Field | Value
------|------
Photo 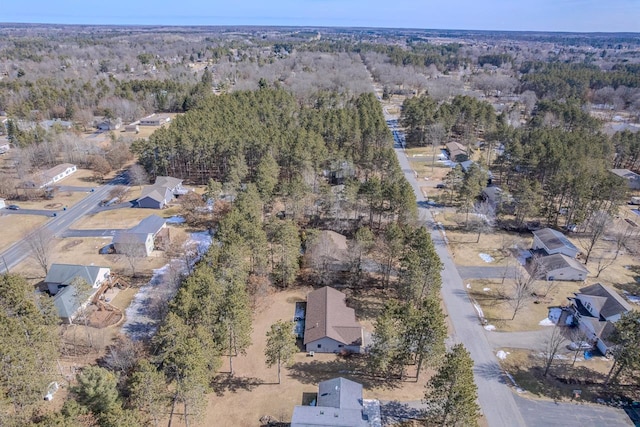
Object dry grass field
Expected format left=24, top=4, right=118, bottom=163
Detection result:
left=0, top=214, right=48, bottom=252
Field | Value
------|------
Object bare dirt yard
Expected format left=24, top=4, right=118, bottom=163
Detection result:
left=196, top=287, right=431, bottom=427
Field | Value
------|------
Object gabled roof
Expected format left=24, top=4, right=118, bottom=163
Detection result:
left=318, top=377, right=363, bottom=410
left=139, top=185, right=171, bottom=203
left=532, top=228, right=578, bottom=252
left=42, top=163, right=76, bottom=180
left=539, top=253, right=589, bottom=274
left=53, top=285, right=82, bottom=319
left=130, top=214, right=165, bottom=235
left=45, top=264, right=109, bottom=286
left=155, top=176, right=182, bottom=189
left=576, top=283, right=632, bottom=319
left=304, top=287, right=363, bottom=346
left=113, top=231, right=150, bottom=244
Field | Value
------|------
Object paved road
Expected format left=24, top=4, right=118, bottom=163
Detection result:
left=56, top=185, right=96, bottom=192
left=1, top=208, right=60, bottom=217
left=514, top=395, right=633, bottom=426
left=388, top=120, right=527, bottom=427
left=457, top=265, right=518, bottom=279
left=0, top=175, right=128, bottom=274
left=62, top=229, right=120, bottom=238
left=486, top=329, right=555, bottom=353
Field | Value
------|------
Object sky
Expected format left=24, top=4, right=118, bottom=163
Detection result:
left=2, top=0, right=639, bottom=33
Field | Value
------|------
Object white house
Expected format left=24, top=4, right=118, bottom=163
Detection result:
left=537, top=253, right=589, bottom=282
left=113, top=214, right=167, bottom=256
left=139, top=113, right=171, bottom=126
left=304, top=286, right=365, bottom=354
left=569, top=283, right=632, bottom=356
left=45, top=263, right=111, bottom=295
left=532, top=228, right=580, bottom=258
left=39, top=163, right=77, bottom=188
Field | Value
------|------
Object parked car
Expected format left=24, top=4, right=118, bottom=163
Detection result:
left=568, top=341, right=593, bottom=351
left=436, top=183, right=446, bottom=189
left=7, top=204, right=20, bottom=210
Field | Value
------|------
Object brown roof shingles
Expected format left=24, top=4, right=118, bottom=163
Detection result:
left=304, top=286, right=363, bottom=346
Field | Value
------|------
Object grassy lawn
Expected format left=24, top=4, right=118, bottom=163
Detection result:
left=499, top=348, right=621, bottom=403
left=0, top=214, right=49, bottom=253
left=467, top=278, right=584, bottom=332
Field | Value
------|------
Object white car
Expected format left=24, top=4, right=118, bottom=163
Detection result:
left=568, top=341, right=593, bottom=351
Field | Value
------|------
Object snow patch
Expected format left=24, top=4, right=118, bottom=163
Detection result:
left=166, top=215, right=186, bottom=224
left=496, top=350, right=509, bottom=360
left=539, top=318, right=555, bottom=326
left=624, top=292, right=640, bottom=304
left=484, top=325, right=496, bottom=331
left=479, top=253, right=494, bottom=263
left=466, top=283, right=471, bottom=289
left=122, top=231, right=212, bottom=341
left=548, top=307, right=562, bottom=324
left=483, top=287, right=491, bottom=292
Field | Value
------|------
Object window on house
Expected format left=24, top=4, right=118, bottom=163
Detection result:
left=338, top=345, right=343, bottom=348
left=317, top=344, right=321, bottom=349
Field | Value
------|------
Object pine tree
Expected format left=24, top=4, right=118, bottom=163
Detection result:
left=264, top=320, right=298, bottom=384
left=423, top=344, right=479, bottom=427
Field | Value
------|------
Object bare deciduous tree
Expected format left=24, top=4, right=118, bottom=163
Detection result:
left=543, top=326, right=567, bottom=376
left=26, top=227, right=54, bottom=276
left=580, top=210, right=612, bottom=265
left=470, top=201, right=496, bottom=243
left=128, top=164, right=149, bottom=189
left=509, top=268, right=534, bottom=320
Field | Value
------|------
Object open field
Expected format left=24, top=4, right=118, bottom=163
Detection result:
left=196, top=287, right=431, bottom=427
left=0, top=214, right=49, bottom=252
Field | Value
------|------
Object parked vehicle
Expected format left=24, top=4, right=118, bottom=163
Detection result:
left=7, top=204, right=20, bottom=210
left=436, top=183, right=446, bottom=189
left=568, top=341, right=593, bottom=351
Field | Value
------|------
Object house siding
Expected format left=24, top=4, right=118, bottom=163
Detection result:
left=546, top=266, right=586, bottom=281
left=306, top=337, right=362, bottom=354
left=137, top=196, right=164, bottom=209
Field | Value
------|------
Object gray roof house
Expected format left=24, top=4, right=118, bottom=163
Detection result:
left=610, top=168, right=640, bottom=190
left=137, top=176, right=185, bottom=209
left=532, top=228, right=580, bottom=258
left=537, top=253, right=589, bottom=282
left=304, top=287, right=365, bottom=354
left=45, top=263, right=111, bottom=324
left=291, top=377, right=381, bottom=427
left=569, top=283, right=632, bottom=356
left=113, top=214, right=166, bottom=257
left=446, top=141, right=468, bottom=162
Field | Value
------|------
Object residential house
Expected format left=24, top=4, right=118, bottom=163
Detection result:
left=38, top=163, right=77, bottom=188
left=445, top=141, right=468, bottom=162
left=291, top=377, right=381, bottom=427
left=139, top=113, right=171, bottom=126
left=39, top=119, right=73, bottom=131
left=97, top=117, right=122, bottom=131
left=137, top=176, right=185, bottom=209
left=45, top=264, right=111, bottom=324
left=113, top=214, right=167, bottom=256
left=568, top=283, right=632, bottom=355
left=610, top=169, right=640, bottom=190
left=124, top=122, right=140, bottom=133
left=536, top=253, right=589, bottom=282
left=304, top=286, right=365, bottom=354
left=532, top=228, right=580, bottom=258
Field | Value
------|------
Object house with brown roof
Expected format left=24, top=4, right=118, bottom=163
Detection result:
left=304, top=286, right=365, bottom=354
left=568, top=283, right=632, bottom=355
left=445, top=141, right=468, bottom=162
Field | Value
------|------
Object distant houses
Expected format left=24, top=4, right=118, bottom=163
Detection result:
left=97, top=117, right=122, bottom=131
left=137, top=176, right=186, bottom=209
left=139, top=113, right=171, bottom=126
left=609, top=168, right=640, bottom=190
left=303, top=286, right=366, bottom=354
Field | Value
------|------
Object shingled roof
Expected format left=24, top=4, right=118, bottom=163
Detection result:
left=538, top=253, right=589, bottom=274
left=304, top=287, right=363, bottom=346
left=576, top=283, right=632, bottom=320
left=533, top=228, right=578, bottom=252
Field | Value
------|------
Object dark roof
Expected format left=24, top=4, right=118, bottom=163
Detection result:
left=304, top=287, right=363, bottom=346
left=318, top=377, right=363, bottom=410
left=113, top=231, right=149, bottom=244
left=130, top=214, right=165, bottom=235
left=532, top=228, right=578, bottom=253
left=139, top=185, right=171, bottom=203
left=576, top=283, right=632, bottom=319
left=45, top=263, right=109, bottom=286
left=539, top=253, right=589, bottom=274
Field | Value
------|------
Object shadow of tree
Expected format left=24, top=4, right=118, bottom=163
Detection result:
left=287, top=357, right=401, bottom=390
left=379, top=400, right=424, bottom=425
left=211, top=375, right=264, bottom=396
left=473, top=361, right=508, bottom=383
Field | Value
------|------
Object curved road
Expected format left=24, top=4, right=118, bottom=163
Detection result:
left=0, top=175, right=127, bottom=274
left=387, top=116, right=526, bottom=426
